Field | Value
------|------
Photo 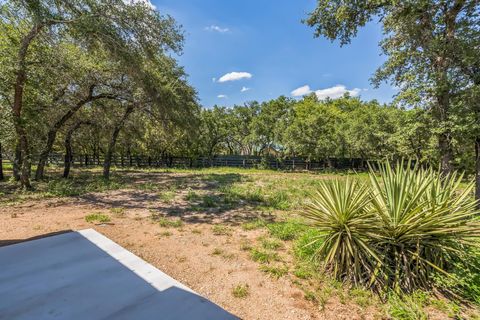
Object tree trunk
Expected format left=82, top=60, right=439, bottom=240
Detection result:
left=103, top=105, right=134, bottom=180
left=11, top=24, right=47, bottom=190
left=63, top=121, right=89, bottom=178
left=0, top=142, right=4, bottom=181
left=475, top=137, right=480, bottom=206
left=438, top=132, right=454, bottom=174
left=35, top=86, right=116, bottom=180
left=12, top=143, right=21, bottom=181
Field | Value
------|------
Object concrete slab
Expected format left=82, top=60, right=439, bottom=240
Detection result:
left=0, top=229, right=238, bottom=320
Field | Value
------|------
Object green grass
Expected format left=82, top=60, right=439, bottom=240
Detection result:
left=232, top=284, right=250, bottom=298
left=212, top=224, right=232, bottom=236
left=85, top=212, right=111, bottom=223
left=259, top=264, right=288, bottom=278
left=158, top=217, right=183, bottom=228
left=250, top=248, right=280, bottom=263
left=241, top=218, right=267, bottom=230
left=260, top=237, right=283, bottom=250
left=110, top=207, right=125, bottom=216
left=267, top=220, right=306, bottom=241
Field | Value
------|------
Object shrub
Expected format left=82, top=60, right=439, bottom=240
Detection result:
left=302, top=161, right=480, bottom=293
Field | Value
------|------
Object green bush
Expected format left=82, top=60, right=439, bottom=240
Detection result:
left=302, top=161, right=480, bottom=293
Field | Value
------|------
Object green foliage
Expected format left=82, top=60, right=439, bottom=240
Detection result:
left=85, top=212, right=111, bottom=223
left=302, top=161, right=480, bottom=292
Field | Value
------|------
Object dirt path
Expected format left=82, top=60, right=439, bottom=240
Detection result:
left=0, top=191, right=380, bottom=320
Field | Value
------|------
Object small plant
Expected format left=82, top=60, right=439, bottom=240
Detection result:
left=185, top=189, right=200, bottom=201
left=85, top=212, right=111, bottom=223
left=212, top=248, right=223, bottom=255
left=250, top=248, right=279, bottom=263
left=158, top=231, right=172, bottom=237
left=232, top=284, right=250, bottom=298
left=110, top=207, right=125, bottom=216
left=158, top=217, right=183, bottom=228
left=259, top=264, right=288, bottom=278
left=212, top=224, right=232, bottom=236
left=240, top=240, right=253, bottom=251
left=191, top=228, right=202, bottom=234
left=158, top=191, right=175, bottom=203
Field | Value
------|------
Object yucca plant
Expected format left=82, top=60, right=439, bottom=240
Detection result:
left=370, top=161, right=480, bottom=292
left=303, top=178, right=382, bottom=285
left=303, top=160, right=480, bottom=293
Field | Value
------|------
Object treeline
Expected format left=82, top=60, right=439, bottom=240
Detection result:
left=0, top=0, right=198, bottom=189
left=0, top=1, right=479, bottom=203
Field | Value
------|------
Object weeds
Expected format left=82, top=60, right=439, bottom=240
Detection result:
left=85, top=212, right=110, bottom=223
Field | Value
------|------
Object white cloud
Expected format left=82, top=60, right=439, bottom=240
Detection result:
left=314, top=85, right=361, bottom=100
left=218, top=72, right=252, bottom=83
left=217, top=94, right=228, bottom=99
left=291, top=85, right=312, bottom=97
left=240, top=86, right=250, bottom=92
left=291, top=84, right=362, bottom=100
left=205, top=25, right=230, bottom=33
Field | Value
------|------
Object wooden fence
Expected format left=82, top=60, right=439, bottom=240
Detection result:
left=30, top=153, right=369, bottom=171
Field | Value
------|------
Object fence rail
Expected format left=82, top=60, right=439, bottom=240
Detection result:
left=23, top=154, right=369, bottom=171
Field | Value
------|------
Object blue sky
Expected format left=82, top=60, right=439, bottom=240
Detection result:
left=151, top=0, right=397, bottom=107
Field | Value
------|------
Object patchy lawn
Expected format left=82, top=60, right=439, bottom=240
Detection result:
left=0, top=167, right=478, bottom=319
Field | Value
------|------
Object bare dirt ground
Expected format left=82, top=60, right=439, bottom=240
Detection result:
left=0, top=174, right=383, bottom=320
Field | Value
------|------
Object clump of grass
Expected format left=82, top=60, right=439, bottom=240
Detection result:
left=242, top=218, right=267, bottom=231
left=387, top=291, right=429, bottom=320
left=158, top=231, right=172, bottom=237
left=266, top=190, right=290, bottom=210
left=185, top=189, right=200, bottom=201
left=293, top=228, right=323, bottom=261
left=259, top=264, right=288, bottom=279
left=212, top=224, right=232, bottom=236
left=267, top=220, right=306, bottom=241
left=110, top=207, right=125, bottom=216
left=349, top=287, right=374, bottom=308
left=293, top=262, right=316, bottom=280
left=85, top=212, right=111, bottom=223
left=201, top=195, right=217, bottom=208
left=240, top=240, right=253, bottom=251
left=212, top=248, right=223, bottom=255
left=250, top=248, right=279, bottom=263
left=191, top=228, right=202, bottom=234
left=261, top=238, right=283, bottom=250
left=232, top=284, right=250, bottom=298
left=158, top=217, right=183, bottom=228
left=158, top=191, right=175, bottom=203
